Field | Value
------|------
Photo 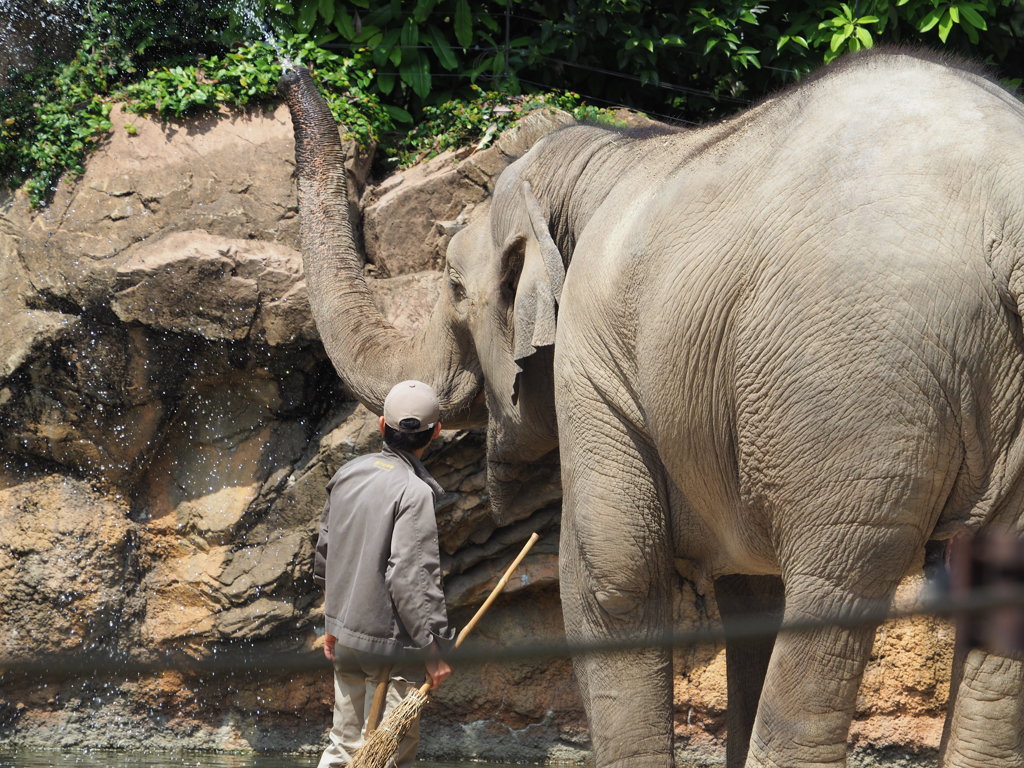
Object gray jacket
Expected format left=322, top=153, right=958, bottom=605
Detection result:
left=314, top=443, right=454, bottom=655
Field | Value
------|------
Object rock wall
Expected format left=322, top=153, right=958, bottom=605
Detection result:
left=0, top=97, right=951, bottom=764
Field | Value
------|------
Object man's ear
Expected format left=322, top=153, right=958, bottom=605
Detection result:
left=379, top=415, right=387, bottom=434
left=502, top=182, right=565, bottom=373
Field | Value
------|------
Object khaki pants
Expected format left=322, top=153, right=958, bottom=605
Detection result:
left=317, top=646, right=425, bottom=768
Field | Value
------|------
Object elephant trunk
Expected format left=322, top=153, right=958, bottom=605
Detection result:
left=278, top=67, right=481, bottom=420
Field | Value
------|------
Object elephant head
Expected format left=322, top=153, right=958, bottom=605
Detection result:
left=278, top=67, right=565, bottom=522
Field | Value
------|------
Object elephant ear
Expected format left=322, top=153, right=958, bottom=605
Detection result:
left=506, top=182, right=565, bottom=390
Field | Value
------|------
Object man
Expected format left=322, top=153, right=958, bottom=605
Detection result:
left=313, top=380, right=454, bottom=768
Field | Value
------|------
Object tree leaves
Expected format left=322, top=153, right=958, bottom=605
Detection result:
left=267, top=0, right=1020, bottom=122
left=454, top=0, right=473, bottom=48
left=5, top=0, right=1022, bottom=209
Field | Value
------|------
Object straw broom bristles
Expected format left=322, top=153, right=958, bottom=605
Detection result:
left=348, top=532, right=540, bottom=768
left=350, top=684, right=428, bottom=768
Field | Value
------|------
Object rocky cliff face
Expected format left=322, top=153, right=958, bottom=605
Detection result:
left=0, top=99, right=950, bottom=764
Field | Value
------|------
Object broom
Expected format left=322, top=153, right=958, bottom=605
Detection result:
left=351, top=531, right=541, bottom=768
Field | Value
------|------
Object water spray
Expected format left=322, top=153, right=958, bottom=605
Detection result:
left=233, top=2, right=297, bottom=74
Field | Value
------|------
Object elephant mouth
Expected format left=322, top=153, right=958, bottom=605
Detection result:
left=486, top=452, right=562, bottom=525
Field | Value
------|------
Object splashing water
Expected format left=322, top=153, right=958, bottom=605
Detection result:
left=0, top=0, right=298, bottom=85
left=231, top=1, right=297, bottom=74
left=0, top=0, right=89, bottom=82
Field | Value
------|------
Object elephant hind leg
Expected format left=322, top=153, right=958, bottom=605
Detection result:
left=940, top=528, right=1024, bottom=767
left=746, top=585, right=884, bottom=768
left=714, top=575, right=784, bottom=768
left=941, top=640, right=1024, bottom=766
left=747, top=528, right=927, bottom=768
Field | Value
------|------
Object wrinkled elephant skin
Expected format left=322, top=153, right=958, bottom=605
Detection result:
left=280, top=52, right=1024, bottom=768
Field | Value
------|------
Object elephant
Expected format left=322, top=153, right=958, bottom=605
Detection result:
left=278, top=49, right=1024, bottom=768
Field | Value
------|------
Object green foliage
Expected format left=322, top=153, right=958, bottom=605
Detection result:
left=264, top=0, right=518, bottom=107
left=0, top=0, right=240, bottom=206
left=1, top=35, right=116, bottom=204
left=268, top=0, right=1022, bottom=121
left=1, top=28, right=391, bottom=206
left=508, top=0, right=1023, bottom=119
left=81, top=0, right=237, bottom=65
left=393, top=86, right=619, bottom=166
left=773, top=0, right=1020, bottom=65
left=120, top=37, right=392, bottom=148
left=2, top=0, right=1022, bottom=207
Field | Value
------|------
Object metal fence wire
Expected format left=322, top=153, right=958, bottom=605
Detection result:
left=1, top=531, right=1021, bottom=678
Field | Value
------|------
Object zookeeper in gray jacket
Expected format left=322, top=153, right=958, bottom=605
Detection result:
left=313, top=379, right=455, bottom=768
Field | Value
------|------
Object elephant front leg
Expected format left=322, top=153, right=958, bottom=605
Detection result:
left=559, top=417, right=677, bottom=767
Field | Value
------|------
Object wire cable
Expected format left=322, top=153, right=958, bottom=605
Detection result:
left=1, top=584, right=1020, bottom=678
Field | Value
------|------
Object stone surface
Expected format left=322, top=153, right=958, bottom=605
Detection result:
left=17, top=103, right=301, bottom=310
left=362, top=146, right=486, bottom=276
left=0, top=93, right=956, bottom=767
left=110, top=230, right=317, bottom=346
left=361, top=108, right=576, bottom=277
left=0, top=475, right=140, bottom=658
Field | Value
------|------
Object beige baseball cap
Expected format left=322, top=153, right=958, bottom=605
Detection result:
left=384, top=380, right=440, bottom=433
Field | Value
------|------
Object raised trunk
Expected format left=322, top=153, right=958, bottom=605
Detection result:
left=278, top=67, right=481, bottom=421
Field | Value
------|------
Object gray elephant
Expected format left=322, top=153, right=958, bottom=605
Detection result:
left=279, top=50, right=1024, bottom=768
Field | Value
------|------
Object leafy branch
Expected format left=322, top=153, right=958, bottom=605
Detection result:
left=2, top=0, right=1022, bottom=207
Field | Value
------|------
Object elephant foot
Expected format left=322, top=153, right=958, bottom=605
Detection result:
left=599, top=753, right=674, bottom=768
left=745, top=732, right=847, bottom=768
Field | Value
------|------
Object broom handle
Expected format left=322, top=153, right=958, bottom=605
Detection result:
left=417, top=531, right=540, bottom=695
left=456, top=531, right=540, bottom=647
left=365, top=668, right=390, bottom=735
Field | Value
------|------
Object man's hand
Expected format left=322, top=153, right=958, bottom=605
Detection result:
left=425, top=641, right=451, bottom=689
left=323, top=633, right=337, bottom=662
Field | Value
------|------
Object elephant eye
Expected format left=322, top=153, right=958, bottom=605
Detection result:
left=448, top=271, right=467, bottom=302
